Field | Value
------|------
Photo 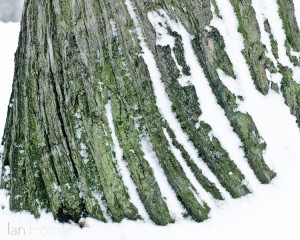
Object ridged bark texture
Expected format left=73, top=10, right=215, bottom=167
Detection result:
left=3, top=0, right=300, bottom=225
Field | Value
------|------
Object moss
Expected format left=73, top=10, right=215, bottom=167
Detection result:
left=277, top=0, right=300, bottom=52
left=170, top=31, right=191, bottom=76
left=271, top=82, right=280, bottom=93
left=279, top=64, right=300, bottom=127
left=230, top=0, right=272, bottom=95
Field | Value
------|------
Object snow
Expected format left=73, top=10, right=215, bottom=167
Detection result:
left=251, top=0, right=277, bottom=65
left=216, top=69, right=240, bottom=95
left=1, top=1, right=300, bottom=240
left=79, top=143, right=89, bottom=164
left=109, top=19, right=117, bottom=37
left=0, top=0, right=23, bottom=22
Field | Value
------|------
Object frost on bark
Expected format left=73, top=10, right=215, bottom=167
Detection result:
left=5, top=0, right=300, bottom=225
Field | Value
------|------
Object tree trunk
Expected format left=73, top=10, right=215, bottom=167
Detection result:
left=2, top=0, right=299, bottom=225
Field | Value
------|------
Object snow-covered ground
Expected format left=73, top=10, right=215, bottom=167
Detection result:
left=1, top=1, right=300, bottom=239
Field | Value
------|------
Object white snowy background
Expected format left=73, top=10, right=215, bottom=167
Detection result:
left=1, top=1, right=300, bottom=240
left=0, top=0, right=23, bottom=22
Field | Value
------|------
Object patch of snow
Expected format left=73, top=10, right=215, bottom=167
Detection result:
left=77, top=181, right=85, bottom=199
left=65, top=183, right=71, bottom=190
left=76, top=127, right=83, bottom=139
left=290, top=49, right=300, bottom=58
left=98, top=81, right=104, bottom=92
left=53, top=183, right=61, bottom=194
left=1, top=165, right=10, bottom=183
left=109, top=19, right=117, bottom=37
left=217, top=69, right=240, bottom=96
left=251, top=0, right=277, bottom=66
left=79, top=143, right=89, bottom=164
left=269, top=71, right=282, bottom=85
left=293, top=67, right=300, bottom=84
left=74, top=110, right=81, bottom=119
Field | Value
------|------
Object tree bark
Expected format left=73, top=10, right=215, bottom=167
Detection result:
left=3, top=0, right=300, bottom=225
